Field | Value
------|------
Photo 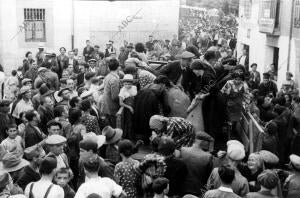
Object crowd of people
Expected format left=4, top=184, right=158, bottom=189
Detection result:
left=0, top=7, right=299, bottom=198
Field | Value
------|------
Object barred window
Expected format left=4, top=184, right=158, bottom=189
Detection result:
left=259, top=0, right=280, bottom=28
left=24, top=8, right=46, bottom=42
left=241, top=0, right=252, bottom=19
left=295, top=0, right=300, bottom=28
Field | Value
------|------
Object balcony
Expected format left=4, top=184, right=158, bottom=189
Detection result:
left=258, top=0, right=280, bottom=35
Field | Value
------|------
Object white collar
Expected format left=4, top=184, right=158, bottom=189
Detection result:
left=218, top=186, right=233, bottom=193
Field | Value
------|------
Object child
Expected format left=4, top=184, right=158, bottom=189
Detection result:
left=152, top=177, right=169, bottom=198
left=1, top=123, right=23, bottom=153
left=119, top=74, right=137, bottom=140
left=54, top=168, right=75, bottom=198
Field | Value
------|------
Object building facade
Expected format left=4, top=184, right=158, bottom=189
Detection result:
left=0, top=0, right=179, bottom=73
left=237, top=0, right=300, bottom=87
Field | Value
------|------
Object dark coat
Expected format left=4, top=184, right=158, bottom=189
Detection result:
left=57, top=55, right=69, bottom=78
left=63, top=185, right=75, bottom=198
left=24, top=124, right=44, bottom=148
left=83, top=46, right=94, bottom=62
left=180, top=147, right=213, bottom=196
left=37, top=105, right=54, bottom=135
left=246, top=191, right=279, bottom=198
left=258, top=81, right=278, bottom=97
left=67, top=58, right=79, bottom=73
left=16, top=165, right=41, bottom=190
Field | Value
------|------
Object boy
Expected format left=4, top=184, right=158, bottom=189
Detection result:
left=54, top=168, right=75, bottom=198
left=152, top=177, right=169, bottom=198
left=1, top=123, right=23, bottom=153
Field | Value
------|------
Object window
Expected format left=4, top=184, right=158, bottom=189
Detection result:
left=295, top=0, right=300, bottom=28
left=24, top=8, right=46, bottom=42
left=258, top=0, right=279, bottom=34
left=241, top=0, right=252, bottom=19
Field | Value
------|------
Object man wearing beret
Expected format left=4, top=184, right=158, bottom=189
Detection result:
left=258, top=73, right=278, bottom=97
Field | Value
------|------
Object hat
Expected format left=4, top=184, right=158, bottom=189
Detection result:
left=0, top=172, right=10, bottom=190
left=45, top=134, right=66, bottom=145
left=24, top=145, right=46, bottom=160
left=83, top=132, right=106, bottom=149
left=286, top=72, right=293, bottom=77
left=20, top=86, right=31, bottom=95
left=263, top=72, right=271, bottom=79
left=122, top=74, right=134, bottom=83
left=38, top=67, right=47, bottom=73
left=38, top=43, right=45, bottom=49
left=149, top=115, right=167, bottom=130
left=21, top=78, right=32, bottom=85
left=102, top=126, right=123, bottom=144
left=127, top=43, right=134, bottom=48
left=180, top=51, right=195, bottom=59
left=39, top=83, right=54, bottom=97
left=195, top=131, right=214, bottom=142
left=80, top=91, right=93, bottom=100
left=57, top=87, right=71, bottom=97
left=227, top=140, right=245, bottom=161
left=79, top=138, right=98, bottom=152
left=0, top=152, right=29, bottom=172
left=258, top=150, right=279, bottom=165
left=190, top=60, right=205, bottom=70
left=257, top=169, right=279, bottom=189
left=290, top=154, right=300, bottom=170
left=88, top=59, right=97, bottom=63
left=0, top=100, right=12, bottom=107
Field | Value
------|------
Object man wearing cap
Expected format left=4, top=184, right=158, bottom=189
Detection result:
left=12, top=86, right=34, bottom=120
left=104, top=40, right=117, bottom=58
left=56, top=87, right=71, bottom=109
left=207, top=140, right=249, bottom=197
left=159, top=51, right=195, bottom=89
left=258, top=73, right=278, bottom=97
left=46, top=134, right=69, bottom=169
left=179, top=131, right=214, bottom=196
left=16, top=145, right=45, bottom=190
left=36, top=44, right=45, bottom=66
left=246, top=169, right=280, bottom=198
left=22, top=78, right=33, bottom=88
left=283, top=154, right=300, bottom=197
left=88, top=59, right=98, bottom=73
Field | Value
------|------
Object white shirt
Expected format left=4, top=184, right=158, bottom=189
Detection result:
left=1, top=136, right=23, bottom=153
left=12, top=99, right=34, bottom=119
left=25, top=180, right=64, bottom=198
left=75, top=176, right=122, bottom=198
left=239, top=55, right=247, bottom=66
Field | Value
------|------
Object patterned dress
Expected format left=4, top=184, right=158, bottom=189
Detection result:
left=81, top=113, right=101, bottom=134
left=114, top=160, right=140, bottom=198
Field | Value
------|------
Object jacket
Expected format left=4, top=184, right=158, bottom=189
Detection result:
left=16, top=165, right=41, bottom=190
left=24, top=124, right=44, bottom=148
left=83, top=46, right=94, bottom=62
left=34, top=70, right=59, bottom=91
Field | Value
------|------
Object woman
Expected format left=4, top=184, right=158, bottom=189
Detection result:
left=114, top=139, right=141, bottom=198
left=68, top=109, right=86, bottom=188
left=149, top=115, right=195, bottom=149
left=56, top=47, right=68, bottom=79
left=80, top=99, right=101, bottom=135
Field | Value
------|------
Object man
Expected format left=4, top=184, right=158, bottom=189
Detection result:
left=88, top=59, right=98, bottom=73
left=77, top=63, right=89, bottom=87
left=146, top=35, right=154, bottom=52
left=56, top=88, right=71, bottom=108
left=25, top=156, right=64, bottom=198
left=92, top=45, right=104, bottom=61
left=45, top=134, right=69, bottom=169
left=34, top=61, right=60, bottom=90
left=37, top=94, right=55, bottom=134
left=249, top=63, right=261, bottom=90
left=258, top=73, right=278, bottom=97
left=73, top=48, right=79, bottom=60
left=158, top=137, right=187, bottom=197
left=24, top=110, right=46, bottom=148
left=12, top=86, right=34, bottom=120
left=104, top=40, right=117, bottom=58
left=23, top=51, right=34, bottom=74
left=159, top=51, right=195, bottom=90
left=83, top=40, right=94, bottom=62
left=283, top=154, right=300, bottom=197
left=102, top=58, right=120, bottom=127
left=67, top=51, right=79, bottom=73
left=47, top=120, right=62, bottom=136
left=75, top=155, right=125, bottom=198
left=268, top=63, right=277, bottom=81
left=77, top=138, right=114, bottom=188
left=204, top=165, right=241, bottom=198
left=66, top=79, right=78, bottom=99
left=238, top=48, right=249, bottom=71
left=246, top=169, right=280, bottom=198
left=57, top=47, right=69, bottom=79
left=53, top=105, right=72, bottom=138
left=36, top=44, right=45, bottom=66
left=180, top=131, right=214, bottom=196
left=207, top=140, right=249, bottom=197
left=17, top=145, right=45, bottom=190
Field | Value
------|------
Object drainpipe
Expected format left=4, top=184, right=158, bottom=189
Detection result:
left=71, top=0, right=75, bottom=49
left=287, top=0, right=295, bottom=72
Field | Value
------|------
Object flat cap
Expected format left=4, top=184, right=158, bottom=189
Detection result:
left=21, top=78, right=32, bottom=85
left=20, top=86, right=31, bottom=94
left=180, top=51, right=195, bottom=59
left=257, top=169, right=279, bottom=189
left=45, top=134, right=66, bottom=145
left=227, top=140, right=245, bottom=161
left=290, top=154, right=300, bottom=170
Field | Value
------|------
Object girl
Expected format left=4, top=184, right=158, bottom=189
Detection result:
left=119, top=74, right=137, bottom=140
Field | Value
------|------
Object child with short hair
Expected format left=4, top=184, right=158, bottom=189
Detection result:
left=152, top=177, right=169, bottom=198
left=54, top=168, right=75, bottom=198
left=1, top=123, right=23, bottom=153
